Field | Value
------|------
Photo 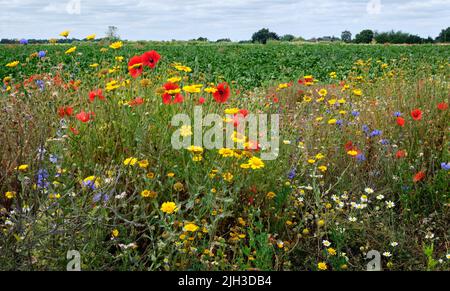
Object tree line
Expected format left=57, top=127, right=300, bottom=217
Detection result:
left=251, top=27, right=450, bottom=44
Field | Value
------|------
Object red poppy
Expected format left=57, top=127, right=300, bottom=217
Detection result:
left=411, top=109, right=422, bottom=121
left=344, top=141, right=355, bottom=151
left=273, top=96, right=279, bottom=103
left=141, top=50, right=161, bottom=69
left=162, top=82, right=183, bottom=105
left=76, top=111, right=91, bottom=123
left=69, top=126, right=79, bottom=135
left=437, top=102, right=448, bottom=111
left=198, top=97, right=205, bottom=104
left=58, top=106, right=73, bottom=118
left=245, top=140, right=261, bottom=151
left=89, top=89, right=105, bottom=102
left=396, top=117, right=405, bottom=127
left=128, top=55, right=143, bottom=78
left=128, top=97, right=144, bottom=107
left=213, top=82, right=230, bottom=103
left=238, top=109, right=249, bottom=117
left=395, top=150, right=407, bottom=159
left=413, top=171, right=425, bottom=183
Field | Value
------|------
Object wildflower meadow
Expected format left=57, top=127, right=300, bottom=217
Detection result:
left=0, top=34, right=449, bottom=272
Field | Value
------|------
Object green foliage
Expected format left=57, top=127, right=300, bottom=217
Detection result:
left=354, top=29, right=374, bottom=44
left=251, top=28, right=280, bottom=44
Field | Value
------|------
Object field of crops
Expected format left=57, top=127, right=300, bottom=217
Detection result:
left=0, top=40, right=449, bottom=271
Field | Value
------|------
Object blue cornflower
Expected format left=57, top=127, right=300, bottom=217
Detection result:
left=36, top=169, right=49, bottom=189
left=362, top=125, right=370, bottom=133
left=356, top=153, right=366, bottom=162
left=394, top=112, right=402, bottom=117
left=351, top=111, right=360, bottom=117
left=38, top=51, right=46, bottom=58
left=370, top=130, right=382, bottom=137
left=20, top=39, right=28, bottom=45
left=380, top=139, right=389, bottom=145
left=288, top=169, right=296, bottom=180
left=441, top=162, right=450, bottom=171
left=36, top=80, right=45, bottom=91
left=336, top=120, right=344, bottom=126
left=49, top=154, right=58, bottom=164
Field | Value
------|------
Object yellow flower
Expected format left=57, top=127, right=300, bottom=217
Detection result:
left=277, top=83, right=289, bottom=90
left=303, top=95, right=312, bottom=102
left=173, top=182, right=184, bottom=192
left=115, top=56, right=124, bottom=62
left=224, top=108, right=240, bottom=115
left=180, top=125, right=193, bottom=137
left=167, top=172, right=175, bottom=178
left=90, top=63, right=99, bottom=68
left=318, top=262, right=328, bottom=270
left=328, top=119, right=337, bottom=125
left=327, top=248, right=337, bottom=256
left=112, top=229, right=119, bottom=237
left=204, top=87, right=218, bottom=94
left=138, top=160, right=149, bottom=168
left=266, top=192, right=276, bottom=199
left=65, top=46, right=77, bottom=54
left=183, top=223, right=199, bottom=232
left=307, top=159, right=316, bottom=164
left=222, top=172, right=234, bottom=182
left=86, top=34, right=96, bottom=40
left=106, top=80, right=121, bottom=91
left=147, top=172, right=155, bottom=179
left=187, top=146, right=204, bottom=155
left=317, top=219, right=325, bottom=227
left=17, top=164, right=29, bottom=172
left=174, top=65, right=192, bottom=73
left=329, top=72, right=337, bottom=79
left=123, top=157, right=138, bottom=166
left=318, top=88, right=328, bottom=97
left=347, top=150, right=358, bottom=156
left=183, top=84, right=203, bottom=93
left=5, top=191, right=16, bottom=199
left=109, top=41, right=123, bottom=49
left=160, top=202, right=178, bottom=214
left=247, top=156, right=265, bottom=170
left=5, top=61, right=20, bottom=68
left=48, top=193, right=61, bottom=199
left=141, top=190, right=157, bottom=198
left=315, top=153, right=325, bottom=160
left=167, top=76, right=182, bottom=83
left=82, top=176, right=100, bottom=189
left=318, top=166, right=328, bottom=172
left=328, top=99, right=337, bottom=105
left=59, top=30, right=70, bottom=38
left=353, top=89, right=363, bottom=96
left=219, top=148, right=234, bottom=157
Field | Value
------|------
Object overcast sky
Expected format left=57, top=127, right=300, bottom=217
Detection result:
left=0, top=0, right=449, bottom=41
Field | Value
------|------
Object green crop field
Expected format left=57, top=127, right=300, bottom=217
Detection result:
left=0, top=40, right=449, bottom=271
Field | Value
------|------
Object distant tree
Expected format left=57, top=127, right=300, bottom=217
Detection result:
left=341, top=31, right=352, bottom=43
left=251, top=28, right=280, bottom=44
left=106, top=26, right=120, bottom=40
left=436, top=27, right=450, bottom=42
left=354, top=29, right=374, bottom=43
left=196, top=37, right=208, bottom=42
left=216, top=38, right=231, bottom=43
left=280, top=34, right=295, bottom=42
